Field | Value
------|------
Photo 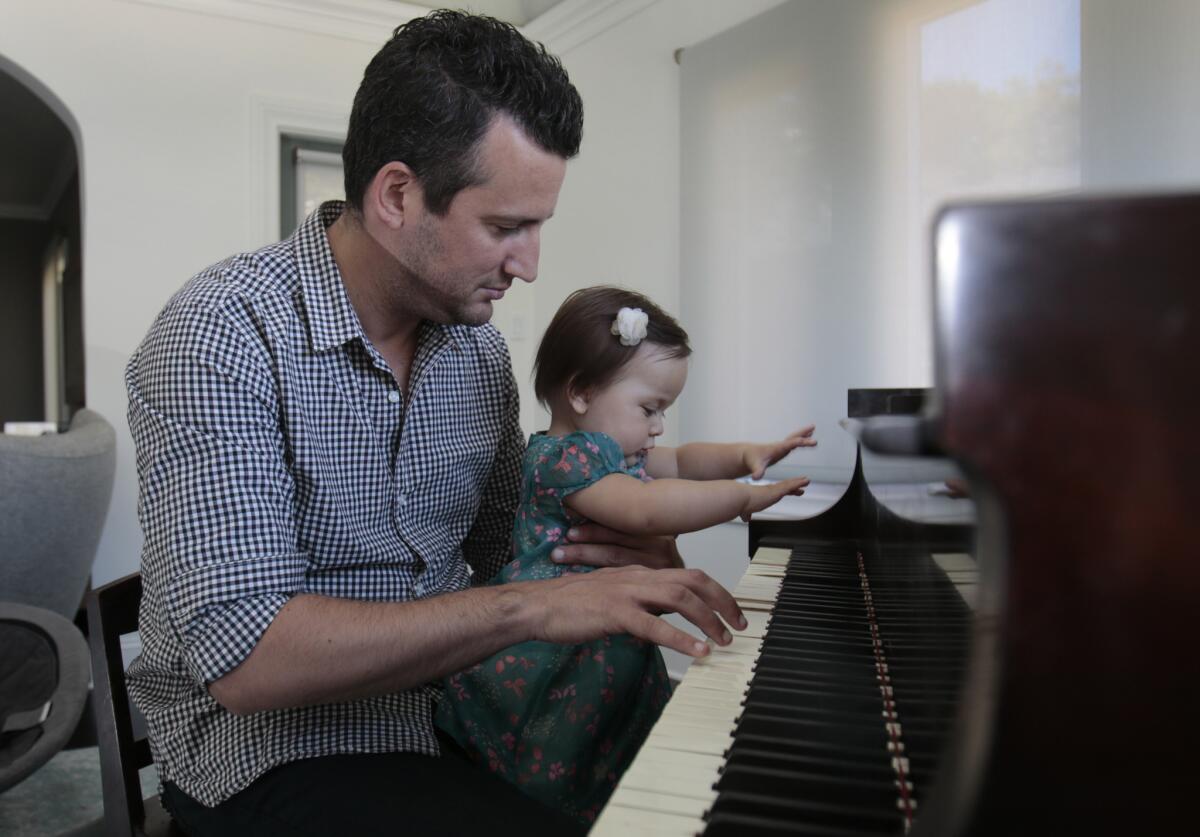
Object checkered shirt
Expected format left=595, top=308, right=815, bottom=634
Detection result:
left=125, top=201, right=524, bottom=806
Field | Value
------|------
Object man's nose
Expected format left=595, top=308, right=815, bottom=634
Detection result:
left=504, top=227, right=541, bottom=283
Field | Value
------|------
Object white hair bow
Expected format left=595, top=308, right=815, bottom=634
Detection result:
left=611, top=307, right=649, bottom=346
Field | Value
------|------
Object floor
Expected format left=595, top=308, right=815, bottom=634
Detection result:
left=0, top=746, right=158, bottom=836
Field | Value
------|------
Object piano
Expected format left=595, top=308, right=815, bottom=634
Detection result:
left=593, top=193, right=1200, bottom=835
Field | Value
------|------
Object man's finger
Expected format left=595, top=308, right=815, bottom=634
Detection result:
left=602, top=566, right=745, bottom=638
left=557, top=528, right=683, bottom=570
left=565, top=523, right=638, bottom=547
left=625, top=610, right=710, bottom=658
left=623, top=581, right=733, bottom=648
left=552, top=543, right=623, bottom=566
left=669, top=567, right=746, bottom=634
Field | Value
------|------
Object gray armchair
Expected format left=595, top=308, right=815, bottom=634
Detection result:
left=0, top=409, right=116, bottom=618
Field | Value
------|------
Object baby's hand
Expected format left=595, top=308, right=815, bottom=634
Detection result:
left=744, top=425, right=817, bottom=480
left=740, top=476, right=811, bottom=522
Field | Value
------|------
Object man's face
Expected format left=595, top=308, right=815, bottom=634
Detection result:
left=397, top=116, right=567, bottom=326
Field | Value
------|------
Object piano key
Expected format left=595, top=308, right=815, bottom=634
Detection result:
left=931, top=552, right=979, bottom=610
left=592, top=546, right=792, bottom=835
left=594, top=527, right=973, bottom=836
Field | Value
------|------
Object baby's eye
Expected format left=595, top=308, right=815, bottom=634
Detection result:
left=642, top=406, right=655, bottom=417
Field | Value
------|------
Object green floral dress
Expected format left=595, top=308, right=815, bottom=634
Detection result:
left=436, top=431, right=673, bottom=825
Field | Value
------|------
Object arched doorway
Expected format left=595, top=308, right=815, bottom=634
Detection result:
left=0, top=56, right=84, bottom=430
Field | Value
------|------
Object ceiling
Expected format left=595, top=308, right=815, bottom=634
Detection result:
left=0, top=0, right=573, bottom=215
left=393, top=1, right=568, bottom=27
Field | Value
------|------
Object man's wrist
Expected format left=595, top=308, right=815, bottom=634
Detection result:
left=490, top=582, right=543, bottom=645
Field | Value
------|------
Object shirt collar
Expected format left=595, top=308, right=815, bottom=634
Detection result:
left=295, top=201, right=363, bottom=353
left=294, top=200, right=467, bottom=355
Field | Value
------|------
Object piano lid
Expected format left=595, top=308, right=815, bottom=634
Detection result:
left=920, top=192, right=1200, bottom=836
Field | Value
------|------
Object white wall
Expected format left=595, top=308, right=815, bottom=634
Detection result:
left=518, top=0, right=790, bottom=437
left=1, top=0, right=381, bottom=585
left=0, top=0, right=787, bottom=587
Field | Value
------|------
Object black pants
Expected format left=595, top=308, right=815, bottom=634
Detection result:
left=161, top=734, right=586, bottom=836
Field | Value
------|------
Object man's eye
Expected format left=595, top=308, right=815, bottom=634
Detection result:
left=492, top=224, right=520, bottom=236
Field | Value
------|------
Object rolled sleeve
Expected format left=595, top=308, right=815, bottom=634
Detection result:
left=168, top=563, right=300, bottom=684
left=128, top=297, right=306, bottom=684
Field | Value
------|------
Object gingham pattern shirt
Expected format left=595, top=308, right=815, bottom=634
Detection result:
left=125, top=201, right=524, bottom=806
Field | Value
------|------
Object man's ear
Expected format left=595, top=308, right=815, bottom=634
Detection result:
left=365, top=162, right=419, bottom=231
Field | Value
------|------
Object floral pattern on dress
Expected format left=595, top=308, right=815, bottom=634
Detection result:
left=436, top=432, right=671, bottom=825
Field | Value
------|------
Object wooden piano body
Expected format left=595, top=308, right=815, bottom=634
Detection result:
left=594, top=193, right=1200, bottom=835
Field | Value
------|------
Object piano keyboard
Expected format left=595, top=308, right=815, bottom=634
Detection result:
left=593, top=543, right=977, bottom=836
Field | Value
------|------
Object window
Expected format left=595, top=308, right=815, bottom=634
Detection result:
left=280, top=134, right=344, bottom=238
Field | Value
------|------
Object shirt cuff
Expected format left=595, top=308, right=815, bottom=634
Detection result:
left=165, top=553, right=308, bottom=684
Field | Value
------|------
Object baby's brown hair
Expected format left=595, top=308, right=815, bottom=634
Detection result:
left=533, top=286, right=691, bottom=409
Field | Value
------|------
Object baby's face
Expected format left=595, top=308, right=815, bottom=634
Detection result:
left=575, top=343, right=688, bottom=464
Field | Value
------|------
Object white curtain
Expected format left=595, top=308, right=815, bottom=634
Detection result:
left=678, top=0, right=1200, bottom=482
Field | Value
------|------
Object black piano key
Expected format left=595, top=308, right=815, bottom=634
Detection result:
left=705, top=811, right=897, bottom=837
left=744, top=683, right=894, bottom=716
left=705, top=790, right=906, bottom=835
left=732, top=712, right=892, bottom=750
left=721, top=745, right=897, bottom=785
left=725, top=732, right=903, bottom=767
left=715, top=762, right=902, bottom=810
left=698, top=525, right=970, bottom=837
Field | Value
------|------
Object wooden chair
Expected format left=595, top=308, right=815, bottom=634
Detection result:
left=67, top=572, right=179, bottom=837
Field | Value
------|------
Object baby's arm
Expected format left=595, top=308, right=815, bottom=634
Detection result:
left=565, top=472, right=810, bottom=537
left=646, top=425, right=816, bottom=480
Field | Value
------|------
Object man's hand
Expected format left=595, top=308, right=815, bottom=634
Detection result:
left=550, top=524, right=685, bottom=569
left=743, top=425, right=817, bottom=480
left=519, top=564, right=746, bottom=658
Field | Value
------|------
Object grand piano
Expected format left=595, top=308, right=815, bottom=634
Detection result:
left=592, top=193, right=1200, bottom=835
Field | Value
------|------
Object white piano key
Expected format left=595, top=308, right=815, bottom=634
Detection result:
left=590, top=804, right=703, bottom=836
left=932, top=552, right=979, bottom=611
left=593, top=552, right=775, bottom=835
left=605, top=787, right=711, bottom=818
left=618, top=760, right=720, bottom=801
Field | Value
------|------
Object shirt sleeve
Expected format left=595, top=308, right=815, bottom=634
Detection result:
left=535, top=431, right=627, bottom=497
left=127, top=296, right=307, bottom=686
left=461, top=337, right=524, bottom=584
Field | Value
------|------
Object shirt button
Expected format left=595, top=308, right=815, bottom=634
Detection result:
left=387, top=390, right=400, bottom=404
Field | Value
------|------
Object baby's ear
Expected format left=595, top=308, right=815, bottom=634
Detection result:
left=566, top=378, right=590, bottom=415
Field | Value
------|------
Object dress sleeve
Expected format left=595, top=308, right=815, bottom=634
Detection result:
left=534, top=431, right=627, bottom=498
left=127, top=298, right=306, bottom=686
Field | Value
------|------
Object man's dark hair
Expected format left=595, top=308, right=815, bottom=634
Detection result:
left=342, top=9, right=584, bottom=215
left=534, top=286, right=692, bottom=409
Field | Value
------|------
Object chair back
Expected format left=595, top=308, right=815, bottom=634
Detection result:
left=0, top=602, right=90, bottom=793
left=87, top=572, right=155, bottom=837
left=0, top=409, right=116, bottom=617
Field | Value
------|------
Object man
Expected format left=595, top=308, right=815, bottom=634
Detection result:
left=126, top=11, right=744, bottom=835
